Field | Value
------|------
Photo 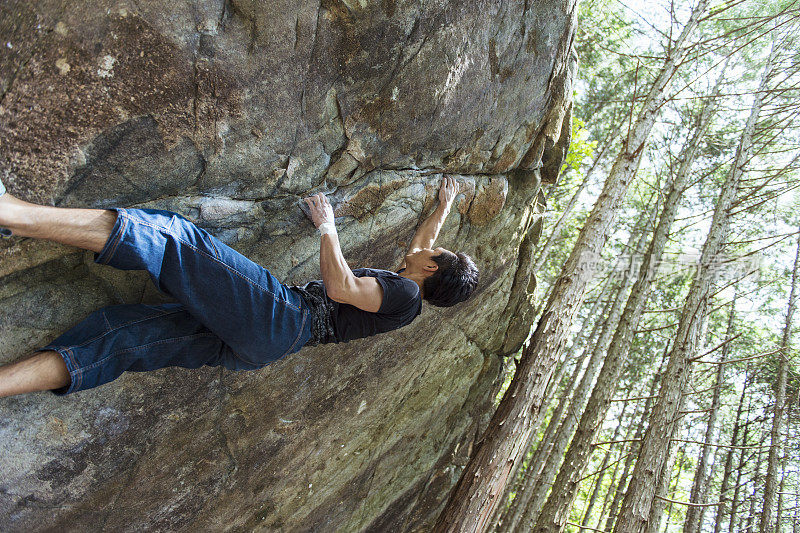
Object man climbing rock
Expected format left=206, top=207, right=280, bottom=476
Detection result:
left=0, top=176, right=478, bottom=397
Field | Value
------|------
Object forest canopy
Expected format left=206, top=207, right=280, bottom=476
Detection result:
left=435, top=0, right=800, bottom=531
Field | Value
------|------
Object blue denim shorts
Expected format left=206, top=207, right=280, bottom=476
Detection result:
left=37, top=208, right=312, bottom=395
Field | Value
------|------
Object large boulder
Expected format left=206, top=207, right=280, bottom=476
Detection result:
left=0, top=0, right=576, bottom=530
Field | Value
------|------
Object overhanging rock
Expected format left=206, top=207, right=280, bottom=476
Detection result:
left=0, top=1, right=576, bottom=530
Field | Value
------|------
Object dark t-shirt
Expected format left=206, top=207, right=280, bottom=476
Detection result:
left=289, top=268, right=422, bottom=345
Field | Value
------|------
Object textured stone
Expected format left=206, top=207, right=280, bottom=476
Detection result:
left=0, top=0, right=575, bottom=530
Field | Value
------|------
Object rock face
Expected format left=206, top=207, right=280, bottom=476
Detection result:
left=0, top=1, right=575, bottom=531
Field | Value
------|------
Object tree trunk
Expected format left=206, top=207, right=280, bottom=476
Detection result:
left=519, top=225, right=649, bottom=526
left=492, top=293, right=602, bottom=533
left=594, top=407, right=634, bottom=532
left=730, top=396, right=754, bottom=533
left=795, top=487, right=800, bottom=533
left=494, top=357, right=582, bottom=533
left=684, top=294, right=737, bottom=533
left=714, top=364, right=749, bottom=533
left=432, top=1, right=708, bottom=528
left=777, top=390, right=798, bottom=532
left=555, top=272, right=615, bottom=379
left=496, top=290, right=616, bottom=533
left=746, top=446, right=765, bottom=533
left=603, top=347, right=669, bottom=532
left=654, top=445, right=687, bottom=533
left=696, top=444, right=721, bottom=531
left=493, top=273, right=618, bottom=531
left=581, top=416, right=628, bottom=528
left=613, top=40, right=774, bottom=533
left=579, top=401, right=630, bottom=531
left=760, top=227, right=799, bottom=532
left=646, top=368, right=695, bottom=533
left=579, top=448, right=611, bottom=530
left=776, top=458, right=786, bottom=533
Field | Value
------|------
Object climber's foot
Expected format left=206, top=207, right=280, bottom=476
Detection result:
left=0, top=177, right=11, bottom=238
left=0, top=190, right=27, bottom=239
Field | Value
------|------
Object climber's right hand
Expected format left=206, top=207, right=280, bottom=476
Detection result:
left=302, top=192, right=335, bottom=229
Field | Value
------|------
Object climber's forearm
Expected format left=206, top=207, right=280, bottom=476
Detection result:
left=410, top=202, right=451, bottom=250
left=303, top=192, right=358, bottom=299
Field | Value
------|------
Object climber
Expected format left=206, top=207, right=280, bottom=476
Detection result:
left=0, top=176, right=478, bottom=398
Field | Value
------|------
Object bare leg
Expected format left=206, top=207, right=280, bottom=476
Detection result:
left=0, top=193, right=113, bottom=397
left=0, top=193, right=116, bottom=253
left=0, top=351, right=70, bottom=398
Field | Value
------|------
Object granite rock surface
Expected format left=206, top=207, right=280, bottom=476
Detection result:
left=0, top=0, right=576, bottom=530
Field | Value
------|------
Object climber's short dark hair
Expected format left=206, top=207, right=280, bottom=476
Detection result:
left=422, top=251, right=479, bottom=307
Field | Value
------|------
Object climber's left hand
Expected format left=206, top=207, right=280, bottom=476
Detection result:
left=439, top=176, right=459, bottom=206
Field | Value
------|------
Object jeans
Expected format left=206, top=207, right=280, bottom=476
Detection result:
left=37, top=208, right=312, bottom=395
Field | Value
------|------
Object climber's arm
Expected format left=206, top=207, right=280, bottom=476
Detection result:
left=319, top=230, right=383, bottom=312
left=397, top=176, right=459, bottom=271
left=303, top=193, right=384, bottom=313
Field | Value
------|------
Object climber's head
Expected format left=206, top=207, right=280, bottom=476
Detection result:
left=407, top=247, right=479, bottom=307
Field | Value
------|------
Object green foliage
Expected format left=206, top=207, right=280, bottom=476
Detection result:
left=563, top=117, right=598, bottom=174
